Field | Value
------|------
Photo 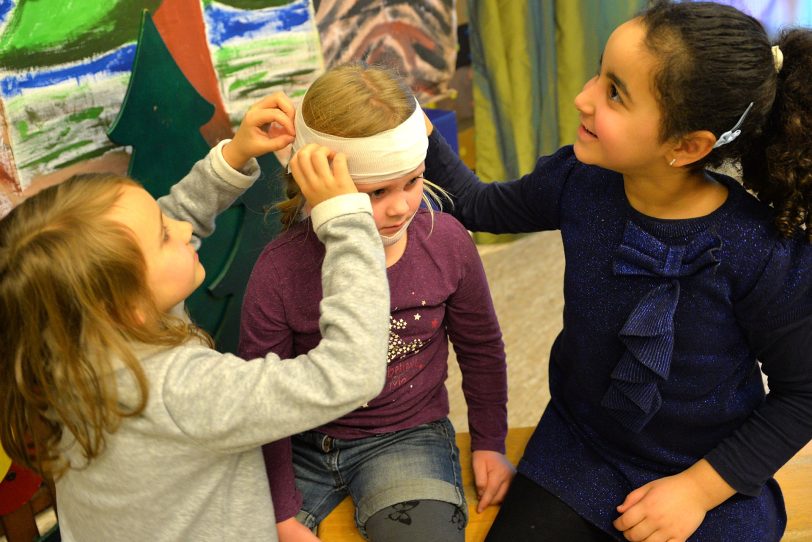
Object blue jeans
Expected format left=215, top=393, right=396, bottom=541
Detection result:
left=292, top=418, right=467, bottom=537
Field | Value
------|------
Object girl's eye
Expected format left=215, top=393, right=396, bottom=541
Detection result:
left=406, top=176, right=421, bottom=188
left=370, top=189, right=386, bottom=198
left=609, top=83, right=622, bottom=103
left=162, top=225, right=170, bottom=242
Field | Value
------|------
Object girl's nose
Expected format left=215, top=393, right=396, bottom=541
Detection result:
left=574, top=76, right=596, bottom=114
left=389, top=195, right=410, bottom=216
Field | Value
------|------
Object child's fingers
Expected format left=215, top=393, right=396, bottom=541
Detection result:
left=491, top=476, right=511, bottom=505
left=476, top=479, right=499, bottom=513
left=250, top=107, right=295, bottom=137
left=613, top=496, right=647, bottom=532
left=472, top=458, right=487, bottom=496
left=478, top=475, right=512, bottom=513
left=329, top=153, right=356, bottom=193
left=290, top=144, right=356, bottom=207
left=291, top=145, right=319, bottom=189
left=249, top=91, right=295, bottom=120
left=471, top=459, right=492, bottom=512
left=474, top=463, right=513, bottom=513
left=617, top=485, right=648, bottom=513
left=309, top=146, right=336, bottom=184
left=289, top=147, right=314, bottom=194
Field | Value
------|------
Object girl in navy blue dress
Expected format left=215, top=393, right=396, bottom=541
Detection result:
left=424, top=1, right=812, bottom=541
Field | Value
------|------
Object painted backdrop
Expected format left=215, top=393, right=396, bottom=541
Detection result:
left=0, top=0, right=325, bottom=193
left=0, top=0, right=458, bottom=352
left=0, top=0, right=457, bottom=194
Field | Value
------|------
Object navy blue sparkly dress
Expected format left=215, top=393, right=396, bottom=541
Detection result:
left=426, top=131, right=812, bottom=541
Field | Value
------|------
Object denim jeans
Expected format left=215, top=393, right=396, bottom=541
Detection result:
left=292, top=418, right=467, bottom=537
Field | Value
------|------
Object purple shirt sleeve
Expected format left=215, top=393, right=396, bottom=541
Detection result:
left=239, top=255, right=303, bottom=522
left=443, top=220, right=508, bottom=453
left=261, top=438, right=302, bottom=521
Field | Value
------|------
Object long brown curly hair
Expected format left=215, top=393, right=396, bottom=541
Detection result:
left=641, top=1, right=812, bottom=241
left=0, top=173, right=211, bottom=477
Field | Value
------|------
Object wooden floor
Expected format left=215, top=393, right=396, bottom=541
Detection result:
left=777, top=440, right=812, bottom=541
left=319, top=427, right=812, bottom=542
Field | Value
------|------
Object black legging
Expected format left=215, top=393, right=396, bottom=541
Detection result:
left=485, top=474, right=618, bottom=542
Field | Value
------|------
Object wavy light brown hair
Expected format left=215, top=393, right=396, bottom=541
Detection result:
left=641, top=1, right=812, bottom=241
left=0, top=173, right=210, bottom=477
left=277, top=63, right=449, bottom=229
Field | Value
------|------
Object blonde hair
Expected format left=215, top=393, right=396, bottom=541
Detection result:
left=0, top=173, right=211, bottom=477
left=277, top=63, right=450, bottom=229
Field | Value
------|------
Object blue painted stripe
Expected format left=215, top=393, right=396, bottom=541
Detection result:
left=0, top=0, right=13, bottom=27
left=204, top=0, right=311, bottom=47
left=0, top=44, right=135, bottom=97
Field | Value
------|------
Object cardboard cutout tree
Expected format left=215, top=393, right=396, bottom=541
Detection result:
left=108, top=10, right=283, bottom=352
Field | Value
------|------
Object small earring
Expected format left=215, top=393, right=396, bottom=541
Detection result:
left=669, top=158, right=676, bottom=167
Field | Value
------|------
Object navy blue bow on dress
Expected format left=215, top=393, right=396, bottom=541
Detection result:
left=602, top=221, right=721, bottom=432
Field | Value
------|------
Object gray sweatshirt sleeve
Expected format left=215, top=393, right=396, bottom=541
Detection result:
left=154, top=193, right=390, bottom=452
left=156, top=139, right=259, bottom=244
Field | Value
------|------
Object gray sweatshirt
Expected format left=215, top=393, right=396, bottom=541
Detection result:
left=55, top=142, right=389, bottom=541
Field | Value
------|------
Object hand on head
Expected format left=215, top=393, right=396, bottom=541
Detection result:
left=288, top=144, right=357, bottom=209
left=223, top=92, right=296, bottom=170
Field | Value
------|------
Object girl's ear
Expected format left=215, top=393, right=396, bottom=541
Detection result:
left=132, top=304, right=147, bottom=326
left=669, top=130, right=716, bottom=166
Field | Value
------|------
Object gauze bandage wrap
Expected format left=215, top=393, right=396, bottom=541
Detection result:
left=290, top=98, right=428, bottom=184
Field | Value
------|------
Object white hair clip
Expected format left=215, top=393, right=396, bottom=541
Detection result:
left=713, top=102, right=753, bottom=149
left=772, top=45, right=784, bottom=73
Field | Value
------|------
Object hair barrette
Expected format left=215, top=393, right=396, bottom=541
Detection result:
left=713, top=102, right=753, bottom=149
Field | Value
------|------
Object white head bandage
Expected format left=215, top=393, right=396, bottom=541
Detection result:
left=290, top=97, right=428, bottom=184
left=380, top=211, right=418, bottom=246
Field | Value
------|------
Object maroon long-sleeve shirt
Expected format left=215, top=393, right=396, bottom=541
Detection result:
left=239, top=209, right=508, bottom=520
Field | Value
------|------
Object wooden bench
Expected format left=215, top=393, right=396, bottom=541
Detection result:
left=319, top=427, right=812, bottom=542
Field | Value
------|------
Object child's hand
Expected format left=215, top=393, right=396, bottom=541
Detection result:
left=289, top=144, right=357, bottom=209
left=471, top=450, right=516, bottom=513
left=223, top=92, right=296, bottom=171
left=276, top=517, right=321, bottom=542
left=613, top=475, right=707, bottom=541
left=613, top=459, right=734, bottom=541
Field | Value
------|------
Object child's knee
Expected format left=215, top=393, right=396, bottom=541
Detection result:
left=364, top=500, right=465, bottom=542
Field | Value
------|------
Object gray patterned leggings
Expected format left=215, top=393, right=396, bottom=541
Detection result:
left=365, top=500, right=465, bottom=542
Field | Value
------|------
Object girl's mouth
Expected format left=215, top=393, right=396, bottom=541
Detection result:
left=577, top=123, right=599, bottom=142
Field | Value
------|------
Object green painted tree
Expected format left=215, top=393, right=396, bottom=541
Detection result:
left=108, top=10, right=213, bottom=197
left=108, top=10, right=283, bottom=352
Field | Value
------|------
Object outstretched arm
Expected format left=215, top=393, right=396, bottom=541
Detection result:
left=424, top=128, right=573, bottom=234
left=160, top=146, right=390, bottom=451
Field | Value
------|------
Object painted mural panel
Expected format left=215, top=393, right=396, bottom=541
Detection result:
left=204, top=0, right=324, bottom=123
left=314, top=0, right=457, bottom=103
left=0, top=0, right=156, bottom=190
left=0, top=0, right=323, bottom=192
left=0, top=0, right=455, bottom=196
